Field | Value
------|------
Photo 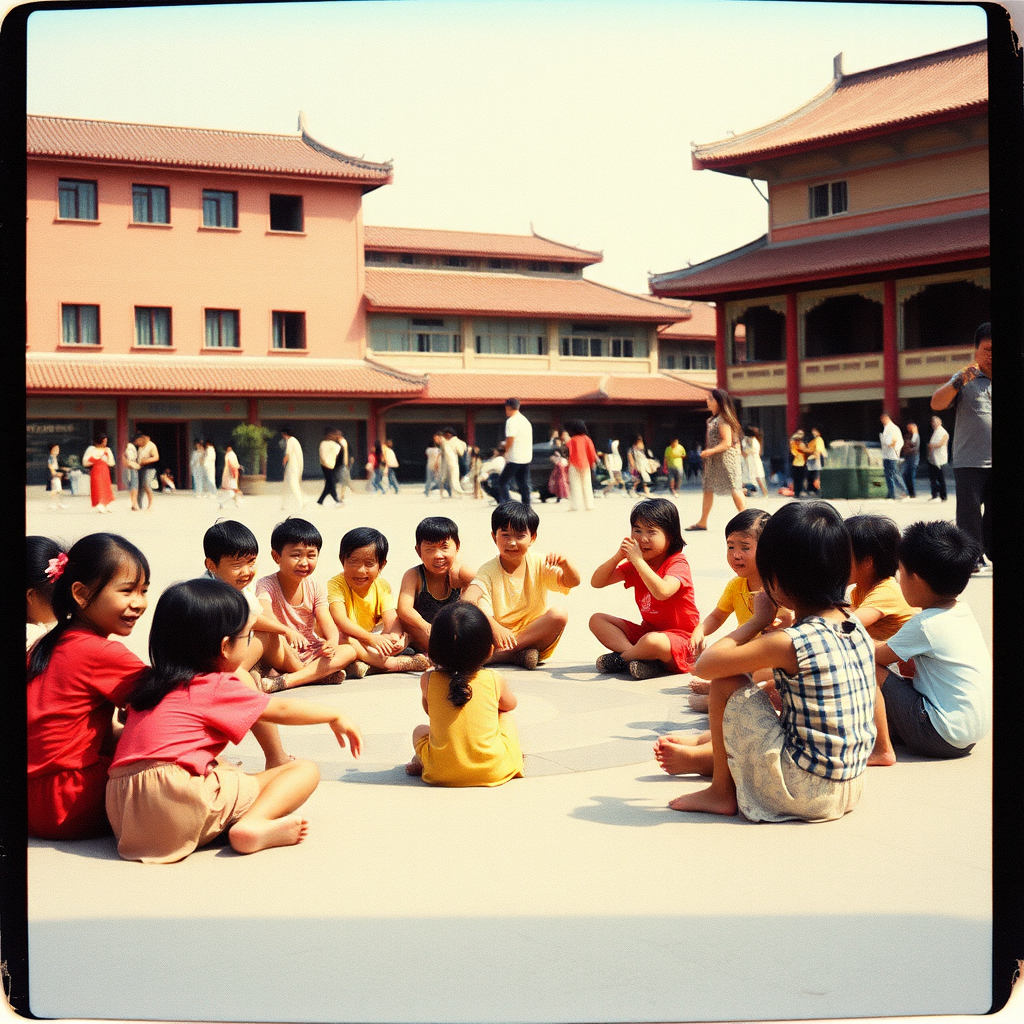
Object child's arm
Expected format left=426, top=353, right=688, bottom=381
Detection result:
left=397, top=568, right=431, bottom=636
left=313, top=602, right=340, bottom=654
left=694, top=592, right=798, bottom=679
left=691, top=608, right=730, bottom=656
left=328, top=600, right=404, bottom=656
left=497, top=674, right=517, bottom=712
left=451, top=560, right=478, bottom=590
left=874, top=641, right=899, bottom=666
left=591, top=541, right=629, bottom=588
left=419, top=671, right=430, bottom=714
left=545, top=551, right=581, bottom=590
left=255, top=597, right=309, bottom=651
left=620, top=537, right=680, bottom=602
left=260, top=697, right=362, bottom=757
left=852, top=605, right=884, bottom=630
left=463, top=584, right=518, bottom=651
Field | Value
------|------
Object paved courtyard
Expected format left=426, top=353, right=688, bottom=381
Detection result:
left=24, top=479, right=994, bottom=1023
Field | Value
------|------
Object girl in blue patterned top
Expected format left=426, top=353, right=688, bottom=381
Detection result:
left=667, top=500, right=876, bottom=821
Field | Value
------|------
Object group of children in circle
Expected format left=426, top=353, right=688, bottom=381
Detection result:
left=26, top=492, right=990, bottom=862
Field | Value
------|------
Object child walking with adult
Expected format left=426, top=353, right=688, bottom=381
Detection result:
left=406, top=602, right=524, bottom=787
left=590, top=498, right=700, bottom=681
left=27, top=533, right=150, bottom=839
left=665, top=501, right=876, bottom=821
left=687, top=389, right=746, bottom=531
left=106, top=578, right=362, bottom=862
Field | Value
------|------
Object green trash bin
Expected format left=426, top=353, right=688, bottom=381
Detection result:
left=818, top=467, right=853, bottom=499
left=820, top=442, right=886, bottom=499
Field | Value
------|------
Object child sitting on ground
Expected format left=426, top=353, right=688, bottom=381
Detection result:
left=397, top=517, right=477, bottom=653
left=871, top=520, right=990, bottom=763
left=254, top=518, right=357, bottom=692
left=662, top=501, right=876, bottom=821
left=845, top=514, right=919, bottom=766
left=27, top=536, right=66, bottom=650
left=463, top=501, right=581, bottom=670
left=685, top=509, right=774, bottom=712
left=328, top=527, right=431, bottom=675
left=106, top=578, right=362, bottom=863
left=202, top=520, right=294, bottom=768
left=590, top=498, right=699, bottom=680
left=406, top=602, right=524, bottom=787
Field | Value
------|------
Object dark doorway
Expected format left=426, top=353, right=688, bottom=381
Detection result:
left=902, top=280, right=990, bottom=350
left=133, top=421, right=189, bottom=491
left=804, top=294, right=883, bottom=358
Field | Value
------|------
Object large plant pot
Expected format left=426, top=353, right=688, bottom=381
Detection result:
left=239, top=473, right=268, bottom=496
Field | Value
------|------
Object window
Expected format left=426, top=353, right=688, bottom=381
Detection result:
left=272, top=311, right=306, bottom=349
left=61, top=304, right=99, bottom=346
left=135, top=307, right=172, bottom=347
left=202, top=190, right=237, bottom=228
left=58, top=179, right=97, bottom=220
left=205, top=309, right=240, bottom=348
left=269, top=194, right=303, bottom=232
left=399, top=253, right=419, bottom=265
left=488, top=258, right=514, bottom=270
left=446, top=256, right=469, bottom=268
left=132, top=184, right=169, bottom=224
left=528, top=261, right=550, bottom=272
left=560, top=332, right=645, bottom=358
left=809, top=180, right=848, bottom=219
left=474, top=319, right=545, bottom=356
left=365, top=250, right=387, bottom=263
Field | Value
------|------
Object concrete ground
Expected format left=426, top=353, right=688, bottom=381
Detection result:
left=24, top=479, right=994, bottom=1023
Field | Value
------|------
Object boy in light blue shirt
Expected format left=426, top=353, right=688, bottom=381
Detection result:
left=872, top=520, right=990, bottom=762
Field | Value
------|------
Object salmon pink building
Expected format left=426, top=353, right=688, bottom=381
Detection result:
left=27, top=115, right=715, bottom=486
left=649, top=40, right=990, bottom=462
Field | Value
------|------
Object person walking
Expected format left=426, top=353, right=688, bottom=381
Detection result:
left=879, top=412, right=907, bottom=501
left=741, top=425, right=769, bottom=496
left=317, top=428, right=342, bottom=506
left=383, top=439, right=401, bottom=494
left=82, top=433, right=115, bottom=513
left=280, top=426, right=306, bottom=509
left=202, top=439, right=217, bottom=499
left=137, top=432, right=160, bottom=511
left=788, top=429, right=807, bottom=496
left=901, top=422, right=921, bottom=498
left=686, top=389, right=746, bottom=531
left=926, top=414, right=949, bottom=501
left=930, top=321, right=992, bottom=571
left=663, top=437, right=686, bottom=497
left=626, top=434, right=653, bottom=496
left=123, top=437, right=141, bottom=511
left=497, top=398, right=533, bottom=504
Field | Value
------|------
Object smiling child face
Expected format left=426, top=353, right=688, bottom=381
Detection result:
left=272, top=543, right=320, bottom=582
left=493, top=526, right=535, bottom=570
left=417, top=538, right=458, bottom=577
left=342, top=544, right=383, bottom=595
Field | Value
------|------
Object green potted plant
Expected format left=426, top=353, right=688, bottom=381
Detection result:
left=231, top=422, right=273, bottom=495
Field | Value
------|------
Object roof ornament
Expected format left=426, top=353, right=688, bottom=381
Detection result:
left=297, top=110, right=308, bottom=133
left=833, top=52, right=844, bottom=80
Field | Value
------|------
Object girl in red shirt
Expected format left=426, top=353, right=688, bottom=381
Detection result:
left=27, top=533, right=151, bottom=840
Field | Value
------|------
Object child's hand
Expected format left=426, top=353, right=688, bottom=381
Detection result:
left=544, top=551, right=570, bottom=570
left=369, top=633, right=404, bottom=657
left=620, top=536, right=644, bottom=567
left=320, top=639, right=336, bottom=659
left=284, top=626, right=307, bottom=651
left=689, top=625, right=706, bottom=656
left=491, top=621, right=518, bottom=651
left=330, top=715, right=363, bottom=758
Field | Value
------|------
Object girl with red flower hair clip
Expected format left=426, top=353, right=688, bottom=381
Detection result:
left=26, top=537, right=67, bottom=651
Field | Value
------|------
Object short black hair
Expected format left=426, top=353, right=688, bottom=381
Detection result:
left=846, top=514, right=900, bottom=580
left=756, top=500, right=851, bottom=611
left=898, top=520, right=979, bottom=597
left=724, top=508, right=770, bottom=541
left=504, top=397, right=521, bottom=410
left=630, top=498, right=684, bottom=556
left=975, top=322, right=991, bottom=346
left=203, top=520, right=259, bottom=563
left=415, top=516, right=460, bottom=546
left=339, top=526, right=389, bottom=564
left=491, top=500, right=539, bottom=535
left=270, top=517, right=322, bottom=553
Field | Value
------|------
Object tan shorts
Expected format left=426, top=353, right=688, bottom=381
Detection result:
left=106, top=760, right=260, bottom=863
left=722, top=682, right=864, bottom=823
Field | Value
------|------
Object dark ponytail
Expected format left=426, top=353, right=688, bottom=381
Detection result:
left=28, top=533, right=150, bottom=681
left=427, top=603, right=494, bottom=709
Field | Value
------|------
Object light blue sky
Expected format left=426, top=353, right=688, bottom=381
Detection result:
left=24, top=0, right=987, bottom=293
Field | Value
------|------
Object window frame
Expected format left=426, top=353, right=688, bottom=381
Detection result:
left=134, top=306, right=173, bottom=348
left=272, top=310, right=306, bottom=350
left=202, top=189, right=238, bottom=229
left=269, top=194, right=304, bottom=233
left=61, top=304, right=100, bottom=346
left=57, top=178, right=97, bottom=220
left=808, top=179, right=849, bottom=219
left=132, top=184, right=170, bottom=225
left=204, top=309, right=241, bottom=349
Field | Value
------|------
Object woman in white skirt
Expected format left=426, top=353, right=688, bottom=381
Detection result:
left=741, top=425, right=769, bottom=497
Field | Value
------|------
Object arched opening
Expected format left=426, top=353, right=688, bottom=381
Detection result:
left=731, top=305, right=785, bottom=363
left=804, top=294, right=882, bottom=358
left=902, top=280, right=990, bottom=350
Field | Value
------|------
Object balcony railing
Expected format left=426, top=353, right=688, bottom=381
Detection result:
left=726, top=361, right=786, bottom=394
left=899, top=346, right=974, bottom=383
left=800, top=353, right=883, bottom=390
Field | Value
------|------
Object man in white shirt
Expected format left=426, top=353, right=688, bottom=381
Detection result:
left=317, top=428, right=343, bottom=506
left=879, top=412, right=907, bottom=501
left=498, top=398, right=533, bottom=505
left=926, top=414, right=949, bottom=502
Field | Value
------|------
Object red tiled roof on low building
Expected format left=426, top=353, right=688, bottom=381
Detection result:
left=693, top=39, right=986, bottom=173
left=649, top=211, right=989, bottom=299
left=417, top=371, right=709, bottom=405
left=657, top=301, right=718, bottom=340
left=365, top=269, right=682, bottom=322
left=26, top=355, right=425, bottom=396
left=364, top=225, right=602, bottom=264
left=27, top=115, right=393, bottom=189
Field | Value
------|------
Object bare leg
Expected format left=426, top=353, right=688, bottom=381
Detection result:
left=868, top=666, right=897, bottom=766
left=689, top=490, right=714, bottom=530
left=731, top=488, right=747, bottom=512
left=235, top=664, right=292, bottom=769
left=406, top=724, right=429, bottom=775
left=488, top=606, right=568, bottom=663
left=228, top=758, right=320, bottom=854
left=668, top=674, right=749, bottom=814
left=277, top=644, right=357, bottom=689
left=589, top=612, right=633, bottom=654
left=653, top=732, right=714, bottom=775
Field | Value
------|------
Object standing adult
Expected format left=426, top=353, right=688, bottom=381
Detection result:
left=336, top=430, right=351, bottom=503
left=280, top=426, right=305, bottom=510
left=383, top=439, right=401, bottom=494
left=805, top=426, right=826, bottom=494
left=136, top=432, right=160, bottom=511
left=626, top=434, right=653, bottom=497
left=82, top=433, right=115, bottom=513
left=926, top=414, right=949, bottom=502
left=369, top=440, right=387, bottom=495
left=123, top=437, right=141, bottom=511
left=497, top=398, right=533, bottom=505
left=663, top=437, right=686, bottom=497
left=901, top=422, right=920, bottom=499
left=789, top=429, right=807, bottom=496
left=424, top=433, right=443, bottom=497
left=202, top=439, right=217, bottom=500
left=566, top=421, right=598, bottom=511
left=931, top=321, right=992, bottom=570
left=741, top=425, right=769, bottom=497
left=687, top=389, right=746, bottom=531
left=879, top=412, right=907, bottom=501
left=190, top=441, right=206, bottom=497
left=317, top=428, right=342, bottom=506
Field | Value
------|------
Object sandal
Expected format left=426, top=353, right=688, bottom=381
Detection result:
left=684, top=524, right=707, bottom=531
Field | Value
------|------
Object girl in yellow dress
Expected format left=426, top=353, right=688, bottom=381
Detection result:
left=406, top=603, right=524, bottom=787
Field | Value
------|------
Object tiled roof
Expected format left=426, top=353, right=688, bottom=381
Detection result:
left=657, top=301, right=718, bottom=339
left=27, top=115, right=393, bottom=188
left=419, top=372, right=709, bottom=405
left=649, top=212, right=989, bottom=298
left=693, top=40, right=986, bottom=171
left=365, top=269, right=681, bottom=322
left=365, top=225, right=602, bottom=264
left=26, top=355, right=424, bottom=396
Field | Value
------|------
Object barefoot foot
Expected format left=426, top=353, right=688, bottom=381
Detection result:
left=668, top=787, right=738, bottom=815
left=405, top=757, right=423, bottom=776
left=229, top=815, right=309, bottom=854
left=653, top=736, right=710, bottom=776
left=867, top=748, right=897, bottom=766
